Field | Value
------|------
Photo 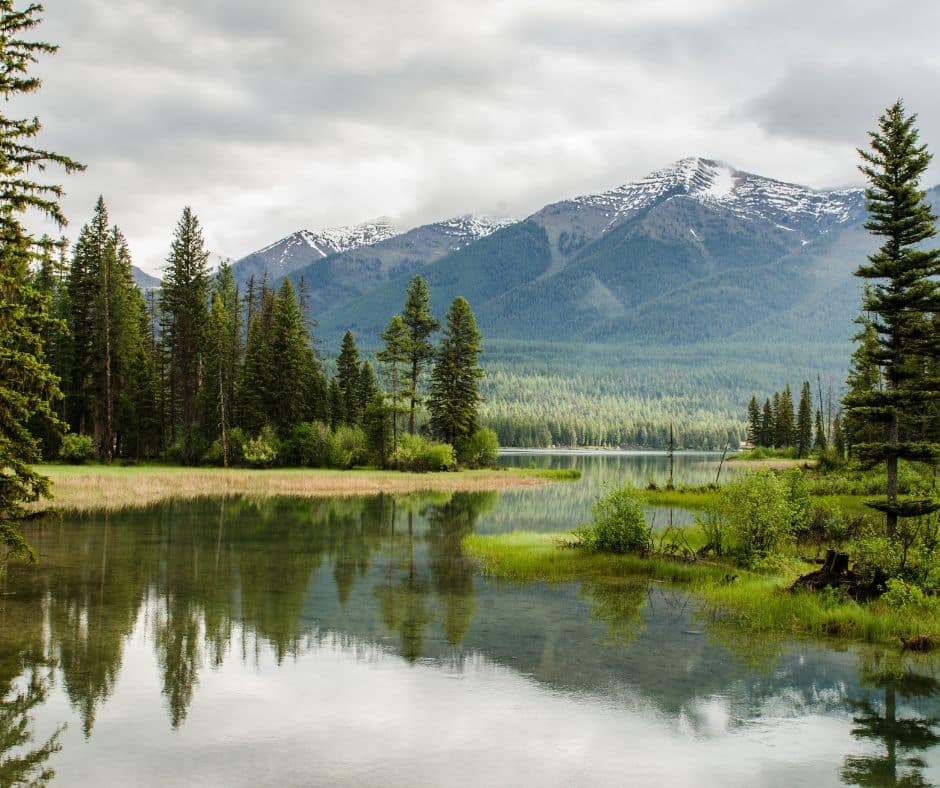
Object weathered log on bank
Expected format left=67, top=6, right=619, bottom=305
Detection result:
left=789, top=549, right=887, bottom=601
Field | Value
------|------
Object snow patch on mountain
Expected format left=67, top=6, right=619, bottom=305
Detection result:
left=573, top=157, right=864, bottom=232
left=433, top=215, right=516, bottom=249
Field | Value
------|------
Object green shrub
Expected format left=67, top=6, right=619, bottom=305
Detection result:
left=458, top=428, right=500, bottom=468
left=576, top=486, right=651, bottom=555
left=329, top=425, right=369, bottom=469
left=715, top=470, right=793, bottom=566
left=59, top=433, right=96, bottom=464
left=882, top=578, right=929, bottom=610
left=202, top=429, right=246, bottom=466
left=242, top=425, right=279, bottom=468
left=697, top=510, right=728, bottom=557
left=282, top=421, right=332, bottom=467
left=390, top=433, right=456, bottom=472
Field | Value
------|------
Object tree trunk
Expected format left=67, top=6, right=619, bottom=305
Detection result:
left=887, top=408, right=899, bottom=538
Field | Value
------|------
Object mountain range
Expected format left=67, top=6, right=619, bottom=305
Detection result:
left=306, top=157, right=881, bottom=350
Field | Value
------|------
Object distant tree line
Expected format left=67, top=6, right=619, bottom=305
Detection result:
left=36, top=198, right=494, bottom=470
left=745, top=381, right=844, bottom=458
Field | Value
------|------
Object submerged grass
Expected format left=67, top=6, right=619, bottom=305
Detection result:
left=463, top=532, right=940, bottom=649
left=504, top=467, right=582, bottom=481
left=35, top=464, right=552, bottom=513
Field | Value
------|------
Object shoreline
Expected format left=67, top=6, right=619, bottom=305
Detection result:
left=33, top=464, right=552, bottom=513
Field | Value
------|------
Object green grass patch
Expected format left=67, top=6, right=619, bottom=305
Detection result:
left=640, top=487, right=719, bottom=511
left=463, top=532, right=940, bottom=649
left=503, top=467, right=582, bottom=481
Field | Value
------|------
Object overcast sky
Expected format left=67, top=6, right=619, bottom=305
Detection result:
left=20, top=0, right=940, bottom=274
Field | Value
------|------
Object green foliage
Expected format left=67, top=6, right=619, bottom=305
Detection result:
left=881, top=578, right=933, bottom=611
left=390, top=433, right=456, bottom=472
left=329, top=425, right=368, bottom=469
left=575, top=486, right=652, bottom=555
left=59, top=433, right=95, bottom=464
left=458, top=427, right=500, bottom=469
left=161, top=207, right=211, bottom=464
left=713, top=470, right=794, bottom=566
left=846, top=101, right=940, bottom=534
left=242, top=425, right=279, bottom=468
left=281, top=421, right=332, bottom=468
left=428, top=296, right=483, bottom=446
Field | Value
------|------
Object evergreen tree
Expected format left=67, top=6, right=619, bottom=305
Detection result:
left=357, top=360, right=378, bottom=420
left=796, top=381, right=813, bottom=457
left=268, top=279, right=315, bottom=433
left=64, top=198, right=109, bottom=440
left=401, top=275, right=438, bottom=435
left=844, top=101, right=940, bottom=535
left=844, top=317, right=883, bottom=455
left=377, top=314, right=410, bottom=451
left=760, top=398, right=773, bottom=447
left=328, top=377, right=343, bottom=430
left=0, top=1, right=82, bottom=562
left=236, top=290, right=276, bottom=436
left=161, top=207, right=210, bottom=463
left=774, top=386, right=795, bottom=449
left=336, top=330, right=361, bottom=425
left=746, top=396, right=761, bottom=445
left=833, top=412, right=846, bottom=459
left=201, top=292, right=234, bottom=463
left=814, top=409, right=828, bottom=452
left=428, top=297, right=484, bottom=449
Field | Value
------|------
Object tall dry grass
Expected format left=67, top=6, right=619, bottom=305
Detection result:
left=35, top=465, right=547, bottom=513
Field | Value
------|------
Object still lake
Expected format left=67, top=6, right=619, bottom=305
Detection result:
left=3, top=452, right=939, bottom=787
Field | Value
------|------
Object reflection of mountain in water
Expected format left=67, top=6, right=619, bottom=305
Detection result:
left=2, top=489, right=940, bottom=785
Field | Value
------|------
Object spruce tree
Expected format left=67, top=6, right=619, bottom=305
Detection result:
left=0, top=1, right=82, bottom=562
left=844, top=318, right=882, bottom=455
left=746, top=396, right=761, bottom=446
left=269, top=279, right=315, bottom=433
left=814, top=410, right=828, bottom=452
left=796, top=381, right=813, bottom=458
left=401, top=275, right=439, bottom=434
left=357, top=360, right=378, bottom=419
left=336, top=330, right=361, bottom=425
left=201, top=292, right=233, bottom=462
left=161, top=207, right=210, bottom=463
left=844, top=101, right=940, bottom=535
left=760, top=398, right=773, bottom=447
left=236, top=314, right=272, bottom=436
left=774, top=386, right=795, bottom=449
left=377, top=314, right=410, bottom=450
left=428, top=297, right=484, bottom=450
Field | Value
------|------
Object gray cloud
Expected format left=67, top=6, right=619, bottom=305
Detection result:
left=18, top=0, right=940, bottom=272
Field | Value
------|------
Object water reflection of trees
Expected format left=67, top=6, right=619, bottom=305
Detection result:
left=0, top=582, right=62, bottom=786
left=842, top=655, right=940, bottom=788
left=3, top=491, right=496, bottom=735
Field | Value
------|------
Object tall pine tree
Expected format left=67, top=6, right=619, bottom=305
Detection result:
left=0, top=0, right=83, bottom=562
left=844, top=101, right=940, bottom=535
left=161, top=207, right=210, bottom=463
left=428, top=297, right=483, bottom=450
left=401, top=275, right=438, bottom=435
left=796, top=381, right=813, bottom=458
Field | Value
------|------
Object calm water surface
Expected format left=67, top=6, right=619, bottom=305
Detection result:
left=2, top=453, right=939, bottom=787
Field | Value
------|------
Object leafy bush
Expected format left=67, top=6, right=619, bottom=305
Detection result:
left=59, top=433, right=95, bottom=464
left=458, top=428, right=499, bottom=468
left=390, top=433, right=456, bottom=472
left=282, top=421, right=332, bottom=467
left=782, top=468, right=812, bottom=541
left=202, top=428, right=246, bottom=466
left=697, top=510, right=728, bottom=557
left=715, top=470, right=793, bottom=566
left=882, top=578, right=930, bottom=610
left=329, top=425, right=369, bottom=469
left=576, top=486, right=652, bottom=555
left=242, top=425, right=279, bottom=468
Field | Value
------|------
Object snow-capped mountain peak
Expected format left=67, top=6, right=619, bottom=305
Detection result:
left=574, top=157, right=864, bottom=231
left=432, top=214, right=516, bottom=247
